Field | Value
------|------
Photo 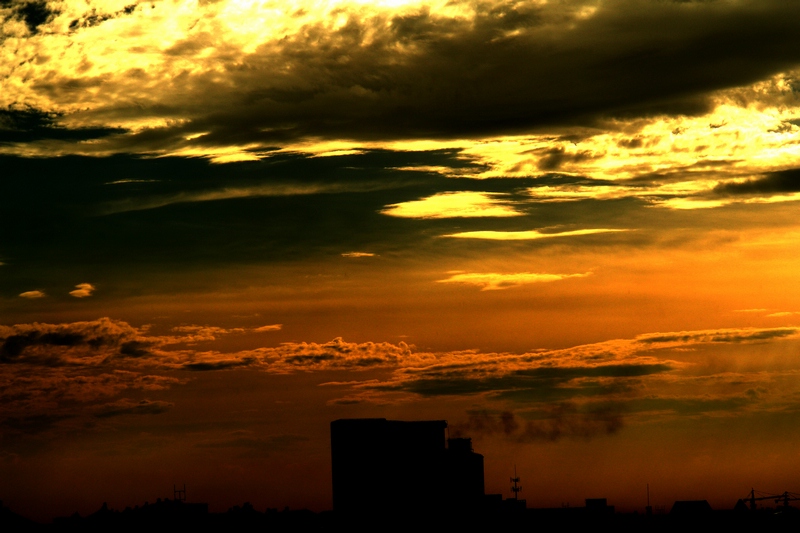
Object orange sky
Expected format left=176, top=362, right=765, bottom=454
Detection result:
left=3, top=0, right=800, bottom=522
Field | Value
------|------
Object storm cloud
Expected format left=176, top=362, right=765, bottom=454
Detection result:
left=714, top=168, right=800, bottom=197
left=4, top=1, right=800, bottom=154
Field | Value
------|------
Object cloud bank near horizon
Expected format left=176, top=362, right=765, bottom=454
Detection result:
left=3, top=317, right=800, bottom=443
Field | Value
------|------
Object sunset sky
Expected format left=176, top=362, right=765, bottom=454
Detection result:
left=3, top=0, right=800, bottom=521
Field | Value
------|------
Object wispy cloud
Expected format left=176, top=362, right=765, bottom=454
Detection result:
left=437, top=271, right=591, bottom=291
left=341, top=252, right=375, bottom=258
left=443, top=228, right=628, bottom=240
left=636, top=327, right=799, bottom=345
left=98, top=181, right=394, bottom=215
left=104, top=179, right=160, bottom=185
left=170, top=324, right=282, bottom=341
left=254, top=324, right=282, bottom=332
left=381, top=192, right=523, bottom=219
left=170, top=325, right=247, bottom=342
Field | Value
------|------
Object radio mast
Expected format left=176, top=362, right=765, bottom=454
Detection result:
left=510, top=466, right=522, bottom=500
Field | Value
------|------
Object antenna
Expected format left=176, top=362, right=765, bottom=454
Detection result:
left=510, top=465, right=522, bottom=500
left=174, top=484, right=186, bottom=502
left=646, top=483, right=652, bottom=515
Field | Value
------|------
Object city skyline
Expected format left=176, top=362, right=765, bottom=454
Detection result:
left=3, top=0, right=800, bottom=521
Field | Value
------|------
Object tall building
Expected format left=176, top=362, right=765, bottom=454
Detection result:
left=330, top=418, right=484, bottom=514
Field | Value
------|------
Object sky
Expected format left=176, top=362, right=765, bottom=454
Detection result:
left=3, top=0, right=800, bottom=521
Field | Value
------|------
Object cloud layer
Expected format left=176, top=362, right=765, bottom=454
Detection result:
left=4, top=317, right=800, bottom=445
left=3, top=0, right=800, bottom=158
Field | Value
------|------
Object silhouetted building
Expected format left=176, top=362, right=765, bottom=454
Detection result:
left=444, top=437, right=485, bottom=504
left=734, top=499, right=750, bottom=512
left=670, top=500, right=713, bottom=515
left=330, top=418, right=484, bottom=514
left=0, top=500, right=38, bottom=531
left=585, top=498, right=614, bottom=515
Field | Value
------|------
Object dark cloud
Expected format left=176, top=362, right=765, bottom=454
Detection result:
left=534, top=147, right=599, bottom=171
left=94, top=399, right=173, bottom=418
left=713, top=168, right=800, bottom=197
left=0, top=413, right=73, bottom=434
left=617, top=137, right=644, bottom=149
left=385, top=363, right=671, bottom=399
left=494, top=378, right=641, bottom=404
left=0, top=108, right=125, bottom=143
left=637, top=328, right=798, bottom=345
left=1, top=331, right=83, bottom=360
left=451, top=410, right=519, bottom=437
left=0, top=318, right=153, bottom=365
left=0, top=150, right=490, bottom=288
left=0, top=148, right=660, bottom=301
left=451, top=407, right=623, bottom=443
left=0, top=318, right=417, bottom=373
left=119, top=341, right=151, bottom=358
left=74, top=0, right=800, bottom=148
left=181, top=358, right=256, bottom=371
left=516, top=404, right=623, bottom=442
left=340, top=327, right=800, bottom=405
left=67, top=3, right=136, bottom=31
left=3, top=1, right=797, bottom=156
left=0, top=346, right=187, bottom=441
left=11, top=1, right=55, bottom=33
left=0, top=0, right=135, bottom=38
left=513, top=364, right=673, bottom=380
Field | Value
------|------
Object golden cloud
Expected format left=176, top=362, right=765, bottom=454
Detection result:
left=381, top=192, right=523, bottom=219
left=437, top=271, right=591, bottom=290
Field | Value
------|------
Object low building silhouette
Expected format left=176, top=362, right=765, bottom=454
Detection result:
left=0, top=500, right=39, bottom=531
left=585, top=498, right=614, bottom=515
left=330, top=418, right=485, bottom=514
left=670, top=500, right=713, bottom=515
